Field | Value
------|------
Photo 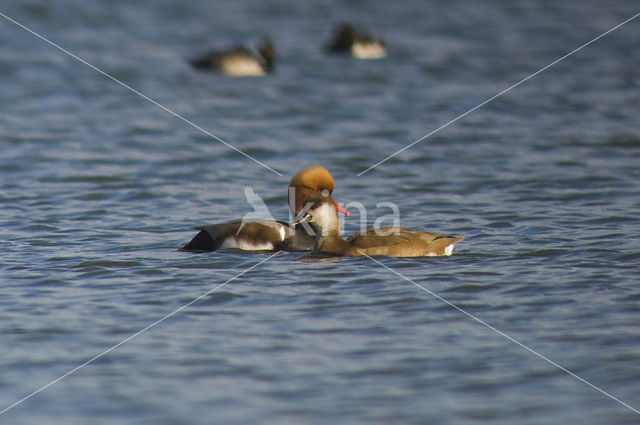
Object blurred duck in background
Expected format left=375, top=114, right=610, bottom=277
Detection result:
left=190, top=39, right=275, bottom=76
left=326, top=23, right=386, bottom=59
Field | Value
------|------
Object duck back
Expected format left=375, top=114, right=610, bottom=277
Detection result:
left=345, top=227, right=464, bottom=257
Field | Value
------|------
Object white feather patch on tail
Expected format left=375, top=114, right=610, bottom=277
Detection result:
left=444, top=244, right=454, bottom=256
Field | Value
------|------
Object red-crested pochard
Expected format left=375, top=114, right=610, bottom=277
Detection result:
left=190, top=39, right=275, bottom=76
left=294, top=194, right=464, bottom=257
left=181, top=166, right=348, bottom=252
left=326, top=23, right=386, bottom=59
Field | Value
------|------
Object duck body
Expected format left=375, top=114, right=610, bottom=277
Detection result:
left=181, top=220, right=316, bottom=252
left=181, top=166, right=347, bottom=252
left=297, top=194, right=464, bottom=258
left=344, top=228, right=463, bottom=257
left=190, top=40, right=275, bottom=76
left=326, top=23, right=386, bottom=59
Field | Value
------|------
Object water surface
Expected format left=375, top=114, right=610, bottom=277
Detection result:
left=1, top=1, right=639, bottom=424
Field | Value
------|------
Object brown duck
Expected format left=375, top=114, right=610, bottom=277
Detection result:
left=294, top=194, right=464, bottom=257
left=181, top=166, right=349, bottom=252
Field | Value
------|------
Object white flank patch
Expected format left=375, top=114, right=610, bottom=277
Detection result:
left=351, top=42, right=386, bottom=59
left=221, top=58, right=265, bottom=76
left=278, top=225, right=286, bottom=241
left=220, top=238, right=274, bottom=251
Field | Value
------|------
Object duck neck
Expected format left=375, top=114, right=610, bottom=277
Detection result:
left=263, top=55, right=274, bottom=72
left=313, top=210, right=349, bottom=255
left=260, top=48, right=274, bottom=72
left=314, top=229, right=348, bottom=255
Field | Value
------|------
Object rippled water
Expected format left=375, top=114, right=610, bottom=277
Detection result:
left=1, top=1, right=640, bottom=424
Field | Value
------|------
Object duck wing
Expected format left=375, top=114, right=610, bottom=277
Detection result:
left=190, top=46, right=254, bottom=69
left=346, top=227, right=464, bottom=257
left=345, top=227, right=427, bottom=248
left=181, top=220, right=289, bottom=252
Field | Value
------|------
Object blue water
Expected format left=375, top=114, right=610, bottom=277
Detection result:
left=1, top=1, right=640, bottom=424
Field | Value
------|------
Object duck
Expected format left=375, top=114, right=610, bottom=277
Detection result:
left=294, top=193, right=464, bottom=257
left=326, top=23, right=386, bottom=59
left=190, top=39, right=275, bottom=76
left=181, top=166, right=349, bottom=252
